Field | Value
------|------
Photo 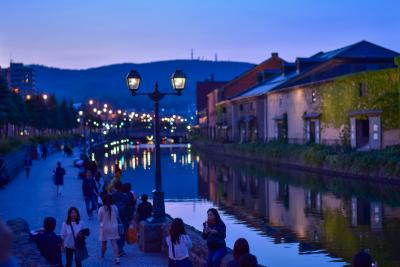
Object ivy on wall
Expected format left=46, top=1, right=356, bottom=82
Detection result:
left=317, top=67, right=400, bottom=130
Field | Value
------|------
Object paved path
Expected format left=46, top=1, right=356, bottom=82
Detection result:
left=0, top=150, right=168, bottom=267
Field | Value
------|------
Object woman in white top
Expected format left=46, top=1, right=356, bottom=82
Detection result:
left=60, top=207, right=85, bottom=267
left=166, top=218, right=193, bottom=267
left=98, top=194, right=120, bottom=264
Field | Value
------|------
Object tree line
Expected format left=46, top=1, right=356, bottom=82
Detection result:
left=0, top=76, right=78, bottom=138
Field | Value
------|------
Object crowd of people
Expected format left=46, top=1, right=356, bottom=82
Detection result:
left=0, top=147, right=378, bottom=267
left=32, top=153, right=154, bottom=266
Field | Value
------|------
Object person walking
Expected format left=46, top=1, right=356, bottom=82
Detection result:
left=98, top=194, right=120, bottom=264
left=136, top=194, right=153, bottom=222
left=122, top=183, right=135, bottom=219
left=95, top=172, right=105, bottom=205
left=111, top=181, right=130, bottom=256
left=107, top=164, right=122, bottom=193
left=166, top=218, right=193, bottom=267
left=24, top=153, right=32, bottom=179
left=82, top=170, right=98, bottom=218
left=54, top=162, right=66, bottom=196
left=202, top=208, right=227, bottom=267
left=60, top=207, right=85, bottom=267
left=31, top=217, right=62, bottom=266
left=42, top=145, right=48, bottom=160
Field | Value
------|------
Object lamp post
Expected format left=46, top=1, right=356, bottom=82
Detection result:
left=126, top=69, right=186, bottom=222
left=78, top=110, right=87, bottom=156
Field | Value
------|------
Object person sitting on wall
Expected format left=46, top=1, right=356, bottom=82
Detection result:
left=136, top=194, right=153, bottom=222
left=239, top=253, right=258, bottom=267
left=227, top=238, right=250, bottom=267
left=352, top=249, right=375, bottom=267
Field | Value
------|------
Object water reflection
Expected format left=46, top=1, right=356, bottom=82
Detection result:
left=95, top=145, right=400, bottom=267
left=198, top=156, right=400, bottom=267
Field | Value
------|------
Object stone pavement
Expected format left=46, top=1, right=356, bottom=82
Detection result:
left=0, top=149, right=168, bottom=267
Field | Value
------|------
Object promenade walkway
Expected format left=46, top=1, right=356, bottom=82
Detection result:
left=0, top=149, right=168, bottom=267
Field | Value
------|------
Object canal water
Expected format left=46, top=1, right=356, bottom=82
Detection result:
left=96, top=143, right=400, bottom=267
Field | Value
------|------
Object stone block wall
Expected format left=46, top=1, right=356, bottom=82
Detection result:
left=6, top=218, right=48, bottom=267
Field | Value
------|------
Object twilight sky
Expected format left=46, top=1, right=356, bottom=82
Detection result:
left=0, top=0, right=399, bottom=69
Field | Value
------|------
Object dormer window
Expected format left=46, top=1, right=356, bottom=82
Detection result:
left=311, top=90, right=317, bottom=103
left=359, top=82, right=367, bottom=97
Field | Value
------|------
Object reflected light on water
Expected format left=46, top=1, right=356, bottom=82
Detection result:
left=171, top=153, right=177, bottom=163
left=103, top=165, right=108, bottom=175
left=143, top=153, right=147, bottom=169
left=147, top=151, right=151, bottom=166
left=131, top=158, right=136, bottom=170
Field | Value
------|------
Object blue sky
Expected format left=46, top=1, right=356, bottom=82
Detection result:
left=0, top=0, right=399, bottom=69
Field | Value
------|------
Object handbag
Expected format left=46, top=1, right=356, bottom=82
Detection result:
left=70, top=224, right=89, bottom=262
left=126, top=224, right=137, bottom=244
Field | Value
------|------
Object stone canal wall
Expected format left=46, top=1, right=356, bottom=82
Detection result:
left=6, top=218, right=48, bottom=267
left=193, top=141, right=400, bottom=184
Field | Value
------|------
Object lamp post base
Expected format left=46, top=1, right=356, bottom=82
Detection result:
left=150, top=190, right=165, bottom=223
left=138, top=217, right=172, bottom=253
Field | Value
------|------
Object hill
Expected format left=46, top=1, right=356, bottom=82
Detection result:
left=31, top=60, right=254, bottom=114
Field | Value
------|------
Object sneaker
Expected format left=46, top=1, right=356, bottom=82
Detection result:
left=114, top=258, right=120, bottom=265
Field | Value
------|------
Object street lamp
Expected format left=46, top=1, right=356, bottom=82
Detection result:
left=78, top=110, right=87, bottom=155
left=125, top=69, right=186, bottom=222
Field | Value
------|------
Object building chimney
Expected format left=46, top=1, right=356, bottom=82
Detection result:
left=271, top=52, right=278, bottom=58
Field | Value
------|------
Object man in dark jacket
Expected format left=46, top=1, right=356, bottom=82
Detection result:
left=31, top=217, right=62, bottom=266
left=136, top=194, right=153, bottom=222
left=54, top=162, right=65, bottom=196
left=82, top=170, right=98, bottom=218
left=111, top=181, right=131, bottom=256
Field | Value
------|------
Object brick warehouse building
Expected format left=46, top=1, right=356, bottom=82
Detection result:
left=210, top=41, right=400, bottom=150
left=212, top=52, right=287, bottom=141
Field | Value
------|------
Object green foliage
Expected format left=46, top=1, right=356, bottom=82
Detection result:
left=318, top=68, right=400, bottom=130
left=0, top=77, right=12, bottom=131
left=0, top=138, right=24, bottom=154
left=395, top=57, right=400, bottom=67
left=0, top=89, right=78, bottom=137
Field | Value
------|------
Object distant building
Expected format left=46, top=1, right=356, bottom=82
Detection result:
left=207, top=88, right=224, bottom=140
left=196, top=80, right=227, bottom=136
left=9, top=62, right=35, bottom=96
left=0, top=65, right=10, bottom=86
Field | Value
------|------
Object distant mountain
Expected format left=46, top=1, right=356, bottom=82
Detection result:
left=31, top=60, right=254, bottom=113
